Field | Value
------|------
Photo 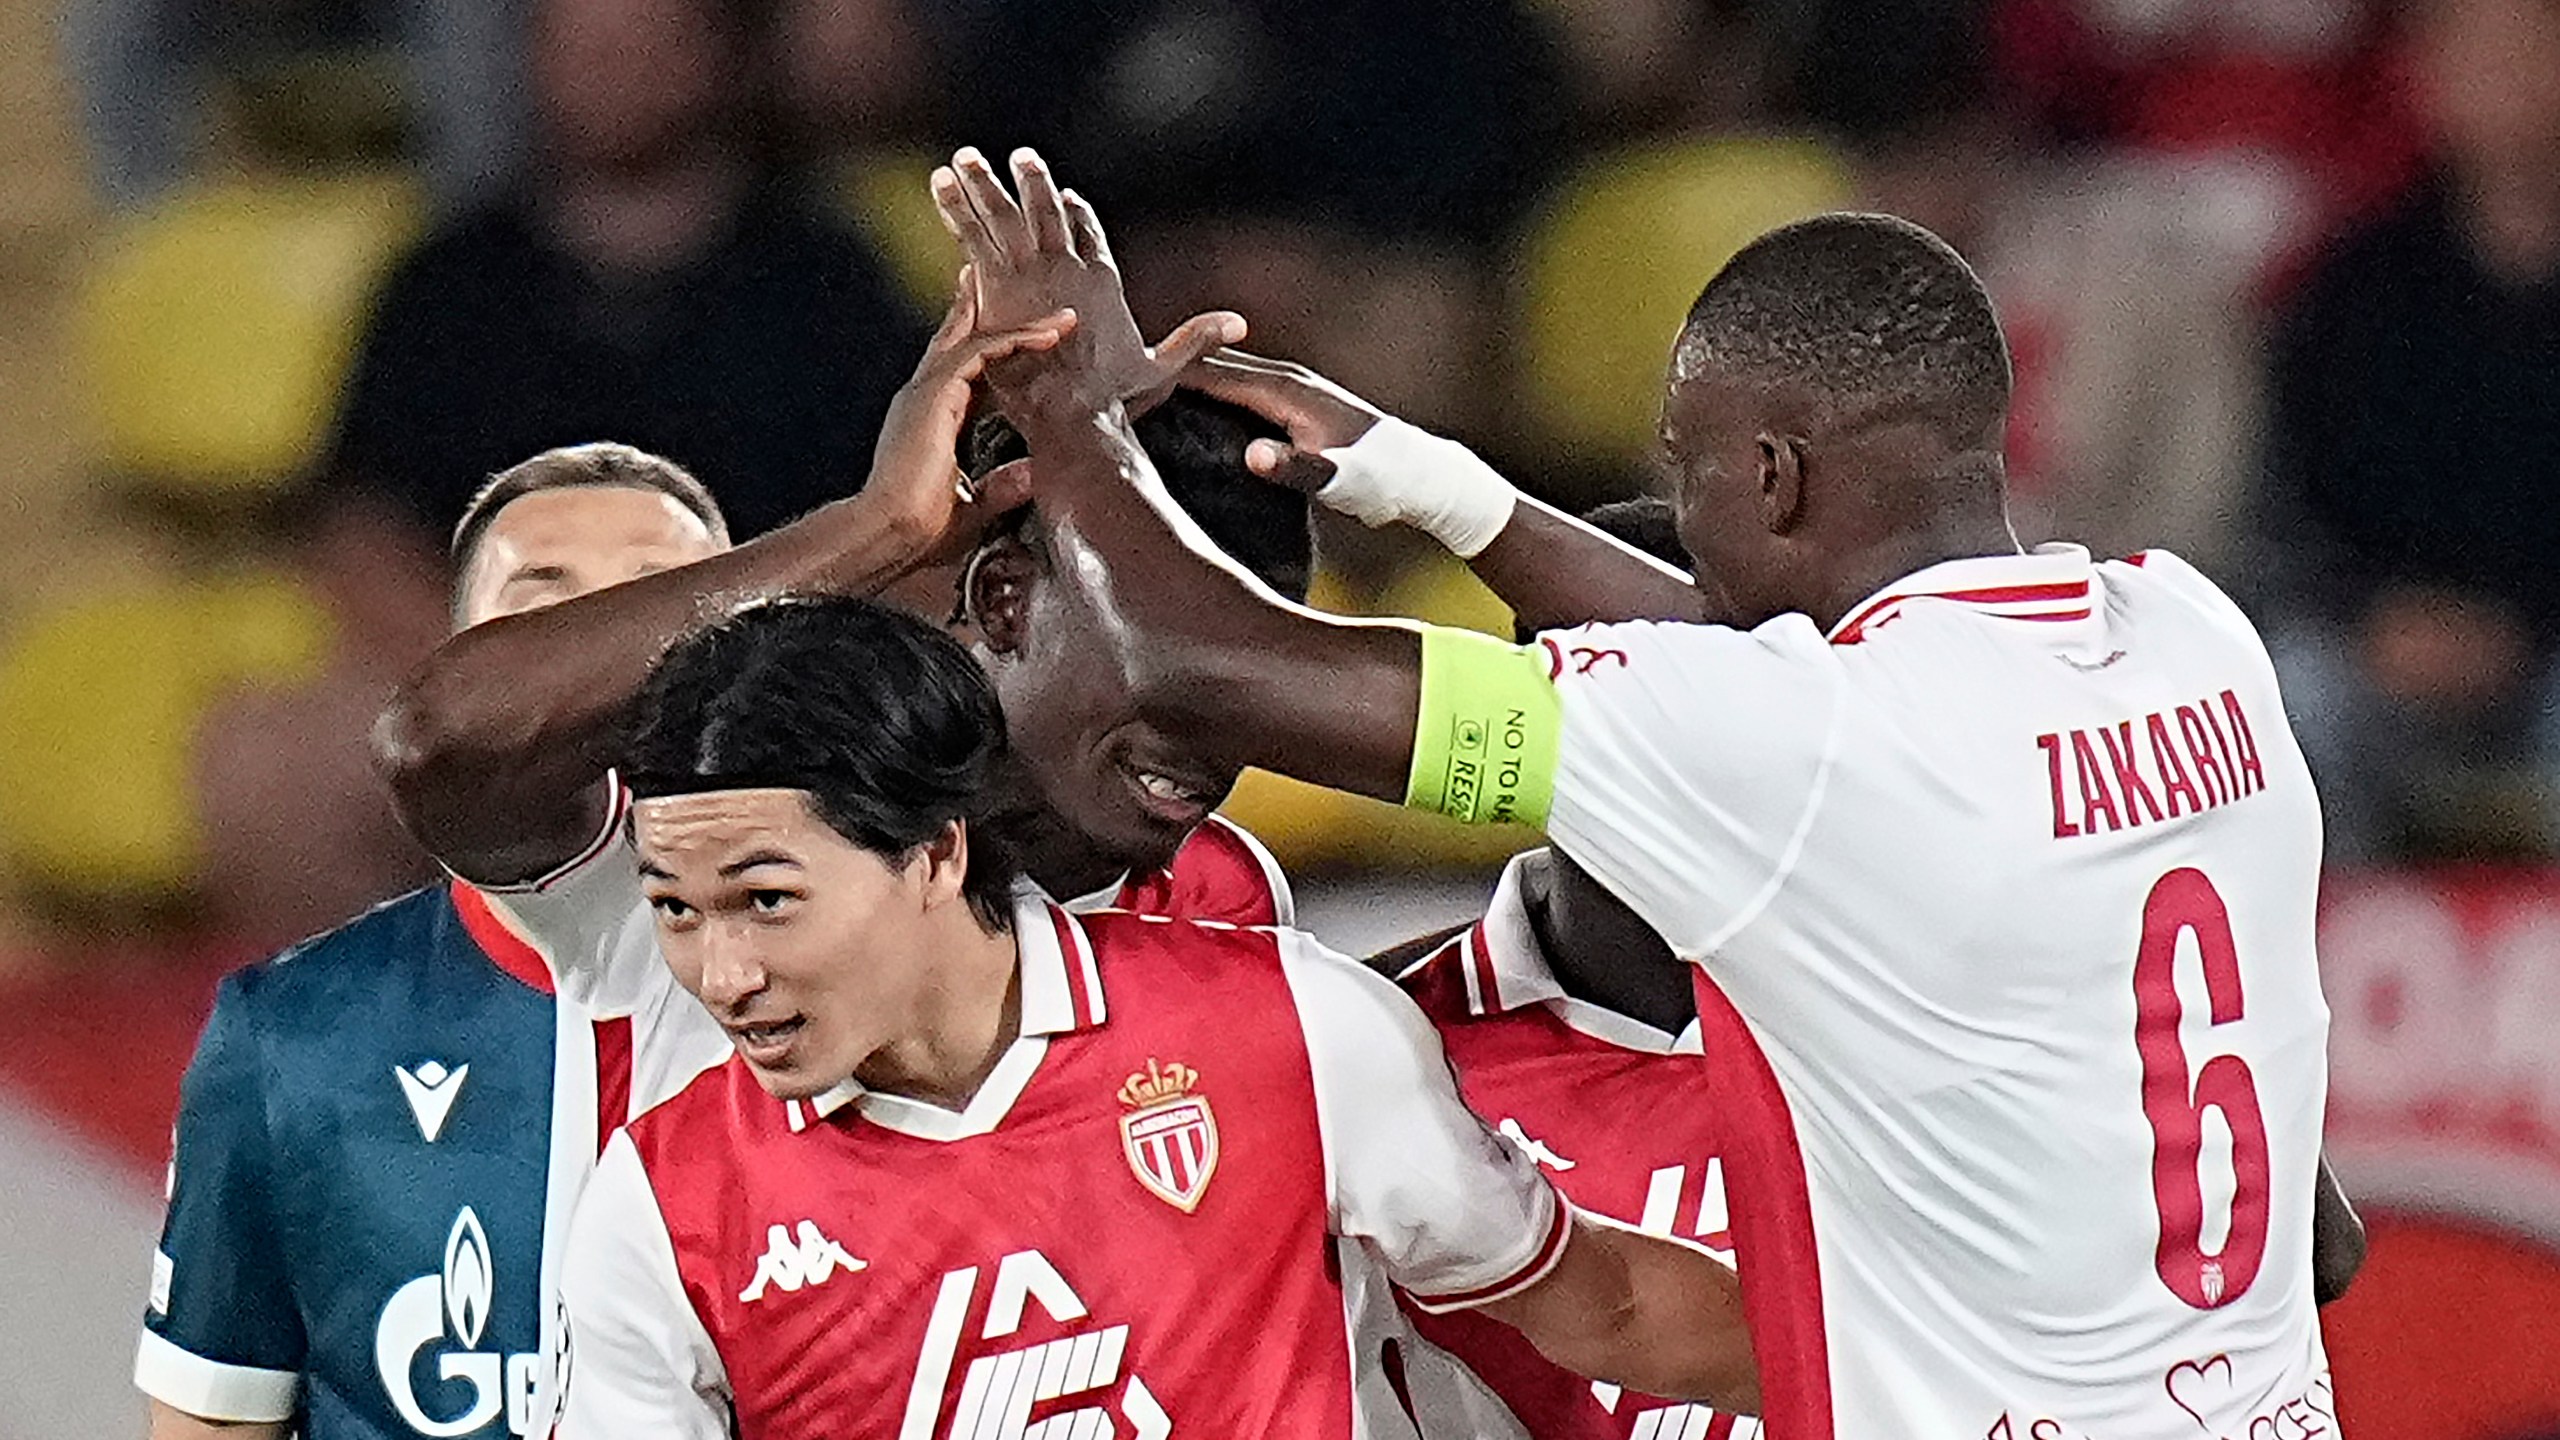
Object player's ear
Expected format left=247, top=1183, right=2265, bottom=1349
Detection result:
left=1755, top=431, right=1808, bottom=535
left=965, top=537, right=1039, bottom=656
left=909, top=819, right=970, bottom=909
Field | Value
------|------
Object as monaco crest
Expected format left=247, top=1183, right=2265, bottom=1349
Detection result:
left=1117, top=1058, right=1218, bottom=1213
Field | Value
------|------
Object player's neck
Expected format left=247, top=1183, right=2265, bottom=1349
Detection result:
left=851, top=920, right=1024, bottom=1110
left=1804, top=507, right=2022, bottom=633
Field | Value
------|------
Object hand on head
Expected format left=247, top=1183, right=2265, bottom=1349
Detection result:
left=1172, top=349, right=1386, bottom=495
left=863, top=269, right=1074, bottom=564
left=930, top=146, right=1243, bottom=413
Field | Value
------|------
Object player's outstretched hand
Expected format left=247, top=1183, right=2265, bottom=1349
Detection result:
left=931, top=145, right=1240, bottom=411
left=1177, top=348, right=1386, bottom=493
left=864, top=269, right=1075, bottom=562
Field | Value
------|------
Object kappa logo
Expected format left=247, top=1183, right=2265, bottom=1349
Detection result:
left=1498, top=1118, right=1577, bottom=1171
left=905, top=1249, right=1171, bottom=1440
left=739, top=1220, right=866, bottom=1302
left=395, top=1060, right=470, bottom=1142
left=1117, top=1059, right=1218, bottom=1212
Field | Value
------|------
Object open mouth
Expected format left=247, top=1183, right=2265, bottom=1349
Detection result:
left=1122, top=762, right=1216, bottom=827
left=1103, top=726, right=1227, bottom=831
left=726, top=1015, right=807, bottom=1067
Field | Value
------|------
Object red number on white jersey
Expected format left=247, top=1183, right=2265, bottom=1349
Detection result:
left=2132, top=868, right=2271, bottom=1309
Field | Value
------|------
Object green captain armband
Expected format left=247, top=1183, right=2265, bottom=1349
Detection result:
left=1406, top=625, right=1562, bottom=828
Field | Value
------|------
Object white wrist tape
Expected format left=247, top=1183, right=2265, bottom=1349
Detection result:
left=1315, top=417, right=1520, bottom=559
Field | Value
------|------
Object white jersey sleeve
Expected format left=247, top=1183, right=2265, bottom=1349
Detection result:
left=554, top=1131, right=731, bottom=1440
left=473, top=785, right=732, bottom=1125
left=1278, top=932, right=1568, bottom=1313
left=1538, top=617, right=1844, bottom=955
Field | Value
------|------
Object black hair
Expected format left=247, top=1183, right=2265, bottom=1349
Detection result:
left=1673, top=213, right=2011, bottom=456
left=1580, top=497, right=1690, bottom=570
left=620, top=596, right=1021, bottom=930
left=1514, top=498, right=1693, bottom=645
left=450, top=443, right=731, bottom=598
left=963, top=392, right=1315, bottom=602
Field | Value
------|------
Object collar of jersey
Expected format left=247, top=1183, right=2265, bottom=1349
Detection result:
left=790, top=884, right=1106, bottom=1139
left=1456, top=851, right=1701, bottom=1056
left=1826, top=542, right=2097, bottom=645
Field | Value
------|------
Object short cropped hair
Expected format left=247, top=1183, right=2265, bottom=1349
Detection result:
left=964, top=393, right=1315, bottom=602
left=1673, top=213, right=2011, bottom=452
left=619, top=596, right=1022, bottom=930
left=1579, top=497, right=1689, bottom=570
left=450, top=443, right=732, bottom=584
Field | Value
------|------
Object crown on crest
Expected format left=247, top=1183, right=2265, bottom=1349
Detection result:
left=1117, top=1058, right=1199, bottom=1110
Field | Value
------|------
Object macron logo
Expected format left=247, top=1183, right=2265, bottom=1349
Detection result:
left=394, top=1060, right=468, bottom=1142
left=740, top=1221, right=865, bottom=1303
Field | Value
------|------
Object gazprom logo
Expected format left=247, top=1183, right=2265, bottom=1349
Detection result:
left=374, top=1207, right=539, bottom=1436
left=445, top=1209, right=493, bottom=1349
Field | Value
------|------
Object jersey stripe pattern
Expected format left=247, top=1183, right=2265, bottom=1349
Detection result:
left=556, top=894, right=1566, bottom=1440
left=1395, top=853, right=1755, bottom=1440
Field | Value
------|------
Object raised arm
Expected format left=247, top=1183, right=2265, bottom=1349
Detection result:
left=373, top=285, right=1075, bottom=885
left=942, top=148, right=1426, bottom=805
left=1174, top=349, right=1702, bottom=633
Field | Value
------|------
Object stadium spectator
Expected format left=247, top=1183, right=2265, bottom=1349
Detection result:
left=2266, top=0, right=2560, bottom=860
left=937, top=0, right=1569, bottom=433
left=327, top=0, right=928, bottom=542
left=192, top=491, right=442, bottom=949
left=61, top=0, right=528, bottom=210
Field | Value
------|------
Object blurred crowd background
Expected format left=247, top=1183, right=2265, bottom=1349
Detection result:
left=0, top=0, right=2556, bottom=1434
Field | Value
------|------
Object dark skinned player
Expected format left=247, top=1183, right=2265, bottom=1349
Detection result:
left=369, top=271, right=1318, bottom=1220
left=941, top=145, right=2351, bottom=1440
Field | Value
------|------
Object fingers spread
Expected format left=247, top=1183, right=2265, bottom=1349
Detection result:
left=1010, top=148, right=1073, bottom=256
left=1061, top=189, right=1110, bottom=266
left=951, top=147, right=1028, bottom=260
left=933, top=165, right=1004, bottom=269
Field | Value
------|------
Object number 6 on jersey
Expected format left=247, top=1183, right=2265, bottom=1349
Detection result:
left=2133, top=867, right=2271, bottom=1309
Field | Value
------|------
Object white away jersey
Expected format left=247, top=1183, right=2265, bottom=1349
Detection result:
left=1539, top=545, right=2334, bottom=1439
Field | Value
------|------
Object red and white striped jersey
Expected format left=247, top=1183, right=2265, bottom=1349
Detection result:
left=1392, top=851, right=1752, bottom=1440
left=1540, top=546, right=2334, bottom=1439
left=470, top=805, right=1296, bottom=1427
left=1108, top=814, right=1295, bottom=927
left=553, top=893, right=1567, bottom=1440
left=481, top=803, right=1299, bottom=1131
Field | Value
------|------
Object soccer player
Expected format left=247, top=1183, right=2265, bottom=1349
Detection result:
left=137, top=444, right=731, bottom=1440
left=373, top=281, right=1309, bottom=996
left=552, top=596, right=1760, bottom=1437
left=1350, top=500, right=1744, bottom=1440
left=948, top=146, right=2343, bottom=1438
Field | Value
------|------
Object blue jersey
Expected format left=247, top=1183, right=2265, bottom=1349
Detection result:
left=138, top=883, right=590, bottom=1438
